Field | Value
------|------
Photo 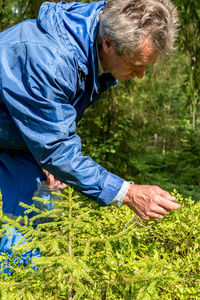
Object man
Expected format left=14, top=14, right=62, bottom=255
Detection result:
left=0, top=0, right=180, bottom=270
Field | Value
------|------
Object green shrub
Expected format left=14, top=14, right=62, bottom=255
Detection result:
left=0, top=189, right=200, bottom=299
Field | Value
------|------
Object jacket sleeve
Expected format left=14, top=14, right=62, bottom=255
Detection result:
left=1, top=43, right=124, bottom=206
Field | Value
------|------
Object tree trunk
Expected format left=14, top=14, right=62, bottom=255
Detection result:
left=192, top=105, right=196, bottom=130
left=153, top=133, right=158, bottom=152
left=162, top=137, right=166, bottom=155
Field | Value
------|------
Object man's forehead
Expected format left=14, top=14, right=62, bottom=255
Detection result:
left=129, top=43, right=160, bottom=66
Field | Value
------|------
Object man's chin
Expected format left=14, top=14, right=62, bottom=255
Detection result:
left=116, top=75, right=133, bottom=81
left=112, top=73, right=134, bottom=81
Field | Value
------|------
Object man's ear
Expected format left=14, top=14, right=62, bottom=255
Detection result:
left=102, top=37, right=114, bottom=54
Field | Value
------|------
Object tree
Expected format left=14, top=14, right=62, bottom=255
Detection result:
left=174, top=0, right=200, bottom=130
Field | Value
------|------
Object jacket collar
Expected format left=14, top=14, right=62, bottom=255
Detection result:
left=89, top=14, right=118, bottom=97
left=38, top=1, right=117, bottom=99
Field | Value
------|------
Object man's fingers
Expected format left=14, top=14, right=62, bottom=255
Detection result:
left=42, top=170, right=67, bottom=190
left=158, top=196, right=181, bottom=210
left=42, top=170, right=58, bottom=187
left=57, top=182, right=68, bottom=190
left=42, top=169, right=50, bottom=180
left=159, top=189, right=176, bottom=202
left=140, top=212, right=163, bottom=221
left=148, top=213, right=164, bottom=219
left=123, top=184, right=180, bottom=221
left=152, top=206, right=170, bottom=215
left=42, top=174, right=55, bottom=186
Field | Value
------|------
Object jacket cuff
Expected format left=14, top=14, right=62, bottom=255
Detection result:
left=110, top=181, right=131, bottom=207
left=95, top=172, right=124, bottom=206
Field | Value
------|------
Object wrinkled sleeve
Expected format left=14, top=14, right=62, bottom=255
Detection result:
left=1, top=43, right=124, bottom=205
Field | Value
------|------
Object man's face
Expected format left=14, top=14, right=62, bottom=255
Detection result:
left=101, top=38, right=160, bottom=81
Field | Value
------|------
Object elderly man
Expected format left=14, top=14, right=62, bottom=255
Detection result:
left=0, top=0, right=180, bottom=271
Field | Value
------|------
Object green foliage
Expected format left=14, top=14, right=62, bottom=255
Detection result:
left=0, top=1, right=199, bottom=297
left=0, top=189, right=200, bottom=299
left=78, top=51, right=199, bottom=200
left=174, top=0, right=200, bottom=130
left=0, top=0, right=60, bottom=31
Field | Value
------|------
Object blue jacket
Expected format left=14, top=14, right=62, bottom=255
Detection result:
left=0, top=1, right=124, bottom=205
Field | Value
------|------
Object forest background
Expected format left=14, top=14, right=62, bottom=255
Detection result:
left=0, top=0, right=199, bottom=199
left=0, top=0, right=200, bottom=299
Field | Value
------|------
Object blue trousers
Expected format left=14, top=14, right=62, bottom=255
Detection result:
left=0, top=150, right=47, bottom=275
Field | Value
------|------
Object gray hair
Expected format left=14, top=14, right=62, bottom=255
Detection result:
left=99, top=0, right=179, bottom=56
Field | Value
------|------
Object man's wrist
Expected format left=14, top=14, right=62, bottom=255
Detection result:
left=123, top=181, right=135, bottom=206
left=111, top=181, right=134, bottom=207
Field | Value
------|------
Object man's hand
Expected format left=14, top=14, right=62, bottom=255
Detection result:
left=42, top=169, right=67, bottom=190
left=123, top=184, right=180, bottom=221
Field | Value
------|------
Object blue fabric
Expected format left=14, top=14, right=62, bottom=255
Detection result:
left=0, top=150, right=45, bottom=274
left=0, top=1, right=124, bottom=206
left=0, top=1, right=125, bottom=274
left=0, top=225, right=41, bottom=276
left=0, top=150, right=46, bottom=217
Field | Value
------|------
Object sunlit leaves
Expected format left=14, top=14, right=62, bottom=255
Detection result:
left=0, top=189, right=200, bottom=299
